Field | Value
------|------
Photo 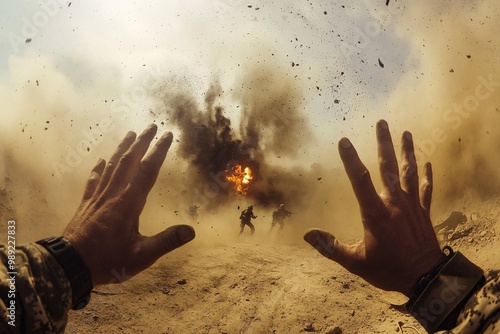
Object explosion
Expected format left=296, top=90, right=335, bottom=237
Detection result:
left=153, top=64, right=313, bottom=208
left=226, top=165, right=253, bottom=195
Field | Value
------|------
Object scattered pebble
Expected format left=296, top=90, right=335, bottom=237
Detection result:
left=325, top=326, right=342, bottom=334
left=304, top=323, right=315, bottom=332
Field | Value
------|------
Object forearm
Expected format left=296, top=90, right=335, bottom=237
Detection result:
left=1, top=243, right=72, bottom=334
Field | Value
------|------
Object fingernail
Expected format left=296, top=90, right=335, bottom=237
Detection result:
left=177, top=225, right=195, bottom=243
left=403, top=131, right=412, bottom=141
left=339, top=137, right=352, bottom=149
left=303, top=229, right=320, bottom=246
left=378, top=119, right=388, bottom=130
left=161, top=131, right=173, bottom=140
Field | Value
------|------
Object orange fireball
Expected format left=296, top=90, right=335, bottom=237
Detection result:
left=226, top=165, right=253, bottom=195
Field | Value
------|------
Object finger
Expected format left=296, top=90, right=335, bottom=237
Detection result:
left=82, top=159, right=106, bottom=201
left=338, top=137, right=383, bottom=217
left=376, top=120, right=401, bottom=194
left=400, top=131, right=419, bottom=200
left=139, top=225, right=195, bottom=263
left=95, top=131, right=137, bottom=194
left=129, top=131, right=173, bottom=197
left=419, top=162, right=433, bottom=213
left=106, top=124, right=158, bottom=193
left=303, top=228, right=361, bottom=272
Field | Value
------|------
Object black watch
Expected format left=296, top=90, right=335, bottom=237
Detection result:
left=36, top=237, right=93, bottom=310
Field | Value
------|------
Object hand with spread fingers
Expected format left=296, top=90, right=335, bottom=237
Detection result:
left=304, top=120, right=445, bottom=296
left=63, top=124, right=195, bottom=286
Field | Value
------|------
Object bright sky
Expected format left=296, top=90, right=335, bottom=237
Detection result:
left=0, top=0, right=412, bottom=162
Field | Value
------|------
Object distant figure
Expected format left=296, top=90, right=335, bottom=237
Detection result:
left=188, top=204, right=200, bottom=220
left=239, top=205, right=257, bottom=235
left=270, top=204, right=292, bottom=231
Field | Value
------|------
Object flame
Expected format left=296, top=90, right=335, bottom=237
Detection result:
left=226, top=165, right=253, bottom=195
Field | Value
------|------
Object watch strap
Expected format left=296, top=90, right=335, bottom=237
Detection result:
left=405, top=248, right=484, bottom=332
left=36, top=237, right=93, bottom=310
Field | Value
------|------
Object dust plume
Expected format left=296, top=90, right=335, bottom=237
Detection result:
left=0, top=55, right=130, bottom=242
left=385, top=1, right=500, bottom=213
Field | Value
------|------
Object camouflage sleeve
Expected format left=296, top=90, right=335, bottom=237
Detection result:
left=0, top=243, right=72, bottom=334
left=437, top=270, right=500, bottom=334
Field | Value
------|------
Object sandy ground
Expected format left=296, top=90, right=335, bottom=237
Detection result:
left=61, top=198, right=500, bottom=334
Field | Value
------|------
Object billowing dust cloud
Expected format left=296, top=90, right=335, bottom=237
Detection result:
left=386, top=2, right=500, bottom=213
left=0, top=56, right=131, bottom=242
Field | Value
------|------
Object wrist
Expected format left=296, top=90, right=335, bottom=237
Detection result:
left=405, top=246, right=454, bottom=303
left=36, top=236, right=94, bottom=310
left=64, top=232, right=104, bottom=285
left=405, top=247, right=484, bottom=332
left=402, top=249, right=448, bottom=296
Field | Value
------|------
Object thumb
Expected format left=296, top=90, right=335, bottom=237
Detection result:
left=141, top=225, right=196, bottom=262
left=303, top=228, right=360, bottom=271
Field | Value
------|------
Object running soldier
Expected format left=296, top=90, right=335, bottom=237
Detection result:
left=270, top=204, right=292, bottom=231
left=239, top=205, right=257, bottom=234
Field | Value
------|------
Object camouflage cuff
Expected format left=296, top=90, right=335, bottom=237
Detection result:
left=407, top=250, right=484, bottom=333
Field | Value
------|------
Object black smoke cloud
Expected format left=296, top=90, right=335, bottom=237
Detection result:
left=153, top=65, right=315, bottom=208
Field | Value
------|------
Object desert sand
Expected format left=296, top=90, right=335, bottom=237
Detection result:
left=59, top=198, right=499, bottom=334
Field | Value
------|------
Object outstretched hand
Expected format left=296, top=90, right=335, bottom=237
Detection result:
left=304, top=120, right=445, bottom=296
left=63, top=124, right=195, bottom=286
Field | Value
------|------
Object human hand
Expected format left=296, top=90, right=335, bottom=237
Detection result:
left=63, top=124, right=195, bottom=286
left=304, top=120, right=445, bottom=296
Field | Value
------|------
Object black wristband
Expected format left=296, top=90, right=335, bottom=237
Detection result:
left=405, top=246, right=455, bottom=312
left=36, top=237, right=93, bottom=310
left=405, top=246, right=484, bottom=332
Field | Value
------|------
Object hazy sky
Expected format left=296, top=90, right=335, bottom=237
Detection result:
left=0, top=0, right=411, bottom=150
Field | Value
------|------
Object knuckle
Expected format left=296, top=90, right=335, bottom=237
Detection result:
left=401, top=162, right=416, bottom=176
left=104, top=161, right=116, bottom=171
left=357, top=168, right=372, bottom=185
left=118, top=152, right=135, bottom=166
left=421, top=182, right=433, bottom=192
